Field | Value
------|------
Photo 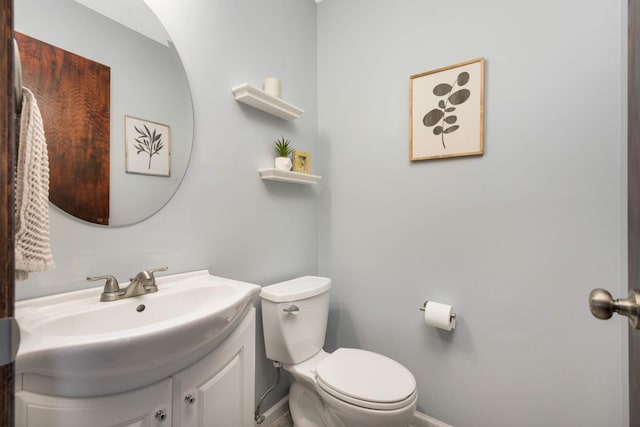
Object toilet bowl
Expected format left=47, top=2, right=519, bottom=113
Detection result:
left=260, top=277, right=417, bottom=427
left=287, top=349, right=417, bottom=427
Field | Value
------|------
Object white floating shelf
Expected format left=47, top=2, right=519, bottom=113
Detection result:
left=259, top=168, right=321, bottom=184
left=232, top=83, right=304, bottom=120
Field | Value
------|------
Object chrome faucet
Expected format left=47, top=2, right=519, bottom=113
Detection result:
left=87, top=267, right=168, bottom=302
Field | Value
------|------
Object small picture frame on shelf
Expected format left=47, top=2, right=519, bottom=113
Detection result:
left=293, top=151, right=310, bottom=174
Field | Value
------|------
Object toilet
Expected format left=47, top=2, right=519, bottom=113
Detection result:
left=260, top=276, right=417, bottom=427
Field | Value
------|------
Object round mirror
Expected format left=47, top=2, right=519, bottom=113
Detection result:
left=15, top=0, right=193, bottom=226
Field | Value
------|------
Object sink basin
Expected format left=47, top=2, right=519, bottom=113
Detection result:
left=15, top=270, right=260, bottom=397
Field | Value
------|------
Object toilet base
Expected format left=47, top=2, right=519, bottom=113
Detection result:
left=288, top=379, right=416, bottom=427
left=289, top=381, right=344, bottom=427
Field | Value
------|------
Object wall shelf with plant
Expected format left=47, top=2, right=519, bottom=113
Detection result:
left=258, top=168, right=321, bottom=184
left=258, top=137, right=321, bottom=184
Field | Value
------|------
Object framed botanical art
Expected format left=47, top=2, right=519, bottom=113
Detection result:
left=125, top=115, right=171, bottom=176
left=410, top=57, right=484, bottom=161
left=293, top=150, right=311, bottom=174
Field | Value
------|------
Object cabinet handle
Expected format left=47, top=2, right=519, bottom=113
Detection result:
left=185, top=393, right=196, bottom=405
left=155, top=409, right=168, bottom=422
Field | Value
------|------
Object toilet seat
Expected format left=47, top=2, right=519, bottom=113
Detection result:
left=314, top=348, right=416, bottom=411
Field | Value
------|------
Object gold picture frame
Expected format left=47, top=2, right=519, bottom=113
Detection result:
left=410, top=57, right=484, bottom=161
left=293, top=150, right=310, bottom=174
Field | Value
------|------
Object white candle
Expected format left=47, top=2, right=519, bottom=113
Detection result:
left=263, top=77, right=281, bottom=98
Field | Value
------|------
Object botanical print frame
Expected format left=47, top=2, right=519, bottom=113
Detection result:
left=125, top=115, right=171, bottom=176
left=293, top=150, right=311, bottom=174
left=410, top=57, right=484, bottom=161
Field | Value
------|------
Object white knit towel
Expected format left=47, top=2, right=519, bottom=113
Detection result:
left=15, top=87, right=54, bottom=281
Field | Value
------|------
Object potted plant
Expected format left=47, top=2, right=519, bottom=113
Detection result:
left=274, top=137, right=294, bottom=170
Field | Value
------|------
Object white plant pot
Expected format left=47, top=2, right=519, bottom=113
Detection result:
left=274, top=157, right=292, bottom=171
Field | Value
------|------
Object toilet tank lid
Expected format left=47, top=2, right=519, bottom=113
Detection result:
left=261, top=276, right=331, bottom=302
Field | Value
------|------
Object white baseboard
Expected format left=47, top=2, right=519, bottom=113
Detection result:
left=258, top=395, right=452, bottom=427
left=256, top=395, right=290, bottom=427
left=411, top=411, right=454, bottom=427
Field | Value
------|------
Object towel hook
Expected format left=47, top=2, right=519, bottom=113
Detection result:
left=13, top=38, right=23, bottom=114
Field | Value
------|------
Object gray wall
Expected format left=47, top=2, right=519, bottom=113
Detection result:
left=13, top=0, right=629, bottom=424
left=15, top=0, right=317, bottom=410
left=317, top=1, right=627, bottom=426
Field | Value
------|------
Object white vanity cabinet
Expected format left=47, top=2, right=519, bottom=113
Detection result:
left=172, top=306, right=255, bottom=427
left=16, top=378, right=173, bottom=426
left=15, top=308, right=256, bottom=427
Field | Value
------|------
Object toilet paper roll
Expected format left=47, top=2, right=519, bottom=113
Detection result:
left=424, top=301, right=455, bottom=331
left=263, top=77, right=282, bottom=98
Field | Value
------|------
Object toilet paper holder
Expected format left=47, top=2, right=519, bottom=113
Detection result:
left=419, top=300, right=456, bottom=321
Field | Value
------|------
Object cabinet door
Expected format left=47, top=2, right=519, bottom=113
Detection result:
left=173, top=309, right=255, bottom=427
left=15, top=378, right=172, bottom=427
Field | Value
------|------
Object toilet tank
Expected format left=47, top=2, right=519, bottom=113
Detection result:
left=260, top=276, right=331, bottom=365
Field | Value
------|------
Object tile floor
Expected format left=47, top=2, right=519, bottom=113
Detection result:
left=270, top=411, right=293, bottom=427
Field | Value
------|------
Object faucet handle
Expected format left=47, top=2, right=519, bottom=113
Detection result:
left=147, top=267, right=168, bottom=277
left=87, top=275, right=121, bottom=301
left=136, top=267, right=168, bottom=292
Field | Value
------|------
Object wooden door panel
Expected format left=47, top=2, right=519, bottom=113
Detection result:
left=0, top=1, right=15, bottom=426
left=14, top=31, right=110, bottom=225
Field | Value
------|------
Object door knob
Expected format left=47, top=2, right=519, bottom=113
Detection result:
left=589, top=288, right=640, bottom=329
left=155, top=409, right=167, bottom=422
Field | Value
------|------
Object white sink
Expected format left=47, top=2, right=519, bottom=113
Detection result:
left=15, top=270, right=260, bottom=397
